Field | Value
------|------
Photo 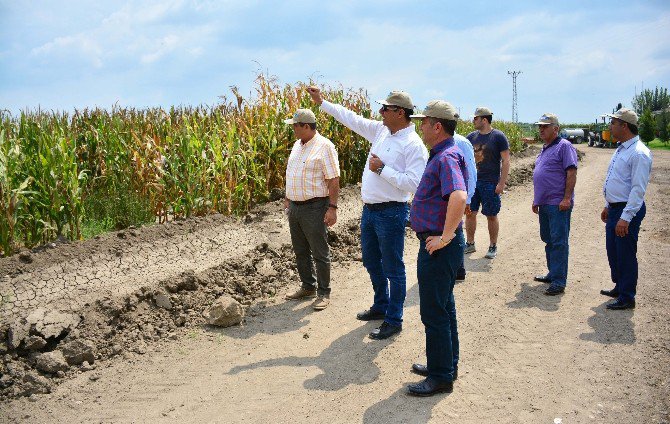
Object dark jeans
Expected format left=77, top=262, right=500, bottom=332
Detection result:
left=606, top=203, right=645, bottom=302
left=538, top=205, right=572, bottom=287
left=361, top=203, right=409, bottom=326
left=417, top=229, right=464, bottom=383
left=288, top=198, right=331, bottom=296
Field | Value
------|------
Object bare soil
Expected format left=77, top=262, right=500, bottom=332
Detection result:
left=1, top=145, right=668, bottom=424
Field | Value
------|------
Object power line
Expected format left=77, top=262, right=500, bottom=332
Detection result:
left=508, top=70, right=522, bottom=123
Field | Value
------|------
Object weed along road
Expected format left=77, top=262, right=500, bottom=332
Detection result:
left=1, top=145, right=669, bottom=423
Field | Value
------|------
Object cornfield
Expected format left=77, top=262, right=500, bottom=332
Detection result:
left=0, top=75, right=523, bottom=256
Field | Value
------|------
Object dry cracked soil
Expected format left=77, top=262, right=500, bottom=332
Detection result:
left=0, top=144, right=668, bottom=424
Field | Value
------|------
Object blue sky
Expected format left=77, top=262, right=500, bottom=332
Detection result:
left=1, top=0, right=669, bottom=123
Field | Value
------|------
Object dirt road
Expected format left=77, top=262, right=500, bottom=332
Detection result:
left=2, top=145, right=669, bottom=423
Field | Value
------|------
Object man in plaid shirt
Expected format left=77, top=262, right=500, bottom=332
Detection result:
left=407, top=100, right=467, bottom=397
left=283, top=109, right=340, bottom=311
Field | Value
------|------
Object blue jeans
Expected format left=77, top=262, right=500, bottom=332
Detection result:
left=606, top=203, right=645, bottom=302
left=417, top=229, right=464, bottom=383
left=361, top=204, right=409, bottom=326
left=538, top=205, right=572, bottom=287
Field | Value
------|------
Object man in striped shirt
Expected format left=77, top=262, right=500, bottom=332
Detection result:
left=283, top=109, right=340, bottom=311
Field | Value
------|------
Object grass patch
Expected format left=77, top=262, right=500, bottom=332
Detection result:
left=646, top=138, right=670, bottom=150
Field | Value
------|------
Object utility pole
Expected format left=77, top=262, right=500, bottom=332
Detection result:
left=508, top=70, right=522, bottom=122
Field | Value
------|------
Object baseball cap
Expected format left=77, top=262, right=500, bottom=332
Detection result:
left=375, top=91, right=414, bottom=110
left=474, top=107, right=493, bottom=117
left=410, top=100, right=459, bottom=120
left=534, top=113, right=559, bottom=126
left=606, top=108, right=638, bottom=126
left=284, top=109, right=316, bottom=124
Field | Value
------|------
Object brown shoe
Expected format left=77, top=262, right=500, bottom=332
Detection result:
left=312, top=296, right=330, bottom=310
left=285, top=287, right=317, bottom=300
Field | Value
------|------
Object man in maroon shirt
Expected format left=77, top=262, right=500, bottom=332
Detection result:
left=407, top=100, right=467, bottom=396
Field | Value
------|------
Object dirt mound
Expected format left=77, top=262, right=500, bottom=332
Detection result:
left=0, top=218, right=362, bottom=401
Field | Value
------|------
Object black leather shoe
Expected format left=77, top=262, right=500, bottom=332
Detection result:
left=600, top=288, right=619, bottom=298
left=411, top=364, right=458, bottom=380
left=369, top=322, right=401, bottom=339
left=356, top=309, right=386, bottom=321
left=455, top=275, right=466, bottom=282
left=534, top=275, right=551, bottom=283
left=606, top=299, right=635, bottom=310
left=544, top=285, right=565, bottom=296
left=407, top=378, right=453, bottom=397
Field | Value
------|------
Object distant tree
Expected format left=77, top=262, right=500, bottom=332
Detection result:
left=658, top=112, right=669, bottom=143
left=632, top=86, right=669, bottom=115
left=638, top=109, right=656, bottom=143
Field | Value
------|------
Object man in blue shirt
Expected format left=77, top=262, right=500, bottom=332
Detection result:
left=600, top=108, right=652, bottom=310
left=407, top=100, right=467, bottom=396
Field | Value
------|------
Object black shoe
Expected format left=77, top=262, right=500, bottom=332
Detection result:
left=411, top=364, right=458, bottom=380
left=544, top=285, right=565, bottom=296
left=600, top=288, right=619, bottom=298
left=534, top=275, right=551, bottom=283
left=455, top=275, right=466, bottom=282
left=369, top=322, right=402, bottom=340
left=606, top=299, right=635, bottom=310
left=356, top=309, right=386, bottom=321
left=407, top=378, right=453, bottom=397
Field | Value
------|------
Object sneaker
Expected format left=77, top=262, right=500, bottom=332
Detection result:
left=463, top=242, right=476, bottom=254
left=312, top=296, right=330, bottom=310
left=285, top=287, right=317, bottom=300
left=484, top=245, right=497, bottom=259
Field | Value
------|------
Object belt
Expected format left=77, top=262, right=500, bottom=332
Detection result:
left=416, top=231, right=442, bottom=241
left=291, top=197, right=328, bottom=205
left=364, top=201, right=407, bottom=211
left=608, top=202, right=627, bottom=209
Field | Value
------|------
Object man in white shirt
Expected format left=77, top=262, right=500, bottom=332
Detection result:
left=308, top=86, right=428, bottom=340
left=600, top=108, right=652, bottom=310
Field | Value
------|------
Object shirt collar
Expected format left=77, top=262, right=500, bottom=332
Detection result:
left=429, top=137, right=455, bottom=157
left=619, top=135, right=639, bottom=150
left=300, top=131, right=319, bottom=146
left=392, top=124, right=416, bottom=137
left=542, top=137, right=561, bottom=151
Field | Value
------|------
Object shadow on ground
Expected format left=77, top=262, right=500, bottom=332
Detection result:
left=506, top=282, right=562, bottom=312
left=579, top=301, right=636, bottom=344
left=226, top=323, right=389, bottom=391
left=362, top=386, right=445, bottom=423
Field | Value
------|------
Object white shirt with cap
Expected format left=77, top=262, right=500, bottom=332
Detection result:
left=603, top=135, right=652, bottom=222
left=320, top=100, right=428, bottom=204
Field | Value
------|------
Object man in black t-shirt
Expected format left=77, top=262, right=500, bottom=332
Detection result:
left=465, top=107, right=510, bottom=259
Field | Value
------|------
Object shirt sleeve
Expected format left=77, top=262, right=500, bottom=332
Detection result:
left=562, top=143, right=579, bottom=170
left=621, top=151, right=652, bottom=222
left=461, top=139, right=477, bottom=204
left=322, top=141, right=340, bottom=180
left=379, top=139, right=428, bottom=194
left=440, top=153, right=467, bottom=200
left=497, top=131, right=510, bottom=152
left=320, top=101, right=382, bottom=143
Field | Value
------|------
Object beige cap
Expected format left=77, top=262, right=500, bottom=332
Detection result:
left=284, top=108, right=316, bottom=124
left=375, top=91, right=414, bottom=110
left=534, top=113, right=559, bottom=126
left=474, top=107, right=493, bottom=117
left=606, top=108, right=638, bottom=126
left=410, top=100, right=459, bottom=120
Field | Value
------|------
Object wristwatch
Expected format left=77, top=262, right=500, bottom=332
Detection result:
left=375, top=164, right=385, bottom=175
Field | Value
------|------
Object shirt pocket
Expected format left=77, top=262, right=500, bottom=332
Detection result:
left=374, top=142, right=405, bottom=172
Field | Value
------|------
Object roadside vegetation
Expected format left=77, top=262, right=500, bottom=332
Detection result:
left=0, top=75, right=524, bottom=256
